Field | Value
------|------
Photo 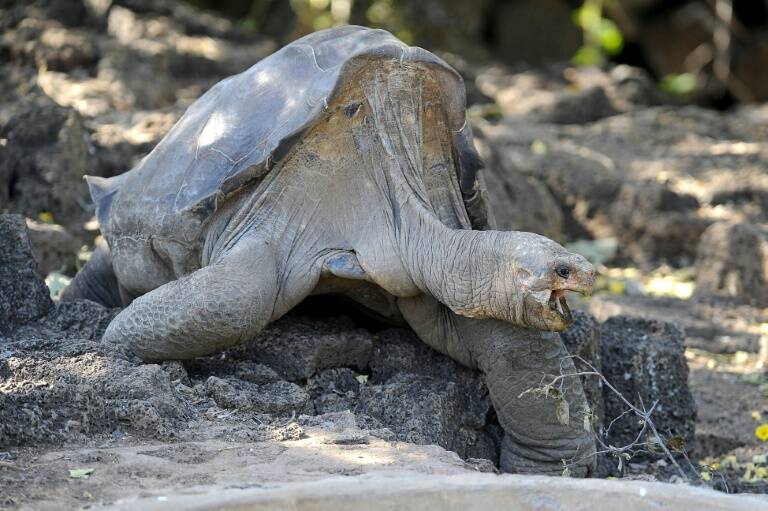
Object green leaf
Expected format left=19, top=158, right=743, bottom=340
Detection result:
left=394, top=30, right=414, bottom=45
left=531, top=139, right=548, bottom=155
left=660, top=73, right=697, bottom=96
left=69, top=468, right=95, bottom=479
left=572, top=1, right=624, bottom=65
left=598, top=20, right=623, bottom=55
left=572, top=46, right=604, bottom=67
left=574, top=2, right=602, bottom=31
left=311, top=12, right=334, bottom=30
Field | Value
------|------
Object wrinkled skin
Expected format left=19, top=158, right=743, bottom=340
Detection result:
left=63, top=27, right=596, bottom=476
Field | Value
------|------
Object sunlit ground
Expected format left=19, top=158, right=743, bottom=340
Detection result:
left=687, top=347, right=768, bottom=486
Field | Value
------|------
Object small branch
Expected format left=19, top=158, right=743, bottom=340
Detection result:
left=605, top=407, right=633, bottom=435
left=0, top=461, right=25, bottom=471
left=522, top=354, right=695, bottom=482
left=638, top=395, right=687, bottom=480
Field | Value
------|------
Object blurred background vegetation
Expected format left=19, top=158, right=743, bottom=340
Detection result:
left=185, top=0, right=768, bottom=108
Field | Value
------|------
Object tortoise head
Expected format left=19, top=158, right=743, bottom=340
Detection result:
left=454, top=231, right=595, bottom=331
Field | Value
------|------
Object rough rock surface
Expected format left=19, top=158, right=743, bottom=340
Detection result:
left=0, top=210, right=709, bottom=498
left=24, top=218, right=82, bottom=275
left=233, top=316, right=374, bottom=381
left=8, top=20, right=97, bottom=72
left=475, top=64, right=658, bottom=123
left=476, top=104, right=768, bottom=266
left=360, top=329, right=496, bottom=461
left=580, top=293, right=768, bottom=354
left=358, top=377, right=497, bottom=462
left=203, top=376, right=310, bottom=415
left=474, top=134, right=564, bottom=240
left=611, top=180, right=709, bottom=265
left=600, top=316, right=697, bottom=456
left=11, top=297, right=118, bottom=342
left=0, top=219, right=699, bottom=468
left=307, top=368, right=361, bottom=415
left=1, top=296, right=186, bottom=445
left=0, top=104, right=93, bottom=238
left=695, top=221, right=768, bottom=307
left=0, top=214, right=53, bottom=334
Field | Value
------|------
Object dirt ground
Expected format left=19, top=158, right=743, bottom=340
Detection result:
left=1, top=296, right=767, bottom=508
left=569, top=293, right=768, bottom=493
left=0, top=424, right=496, bottom=510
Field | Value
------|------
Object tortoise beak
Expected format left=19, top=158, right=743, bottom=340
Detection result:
left=545, top=260, right=595, bottom=329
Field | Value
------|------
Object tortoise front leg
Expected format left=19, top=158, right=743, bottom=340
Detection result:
left=102, top=238, right=280, bottom=361
left=398, top=294, right=596, bottom=476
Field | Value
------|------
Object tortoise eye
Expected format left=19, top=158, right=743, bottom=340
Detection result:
left=556, top=265, right=570, bottom=279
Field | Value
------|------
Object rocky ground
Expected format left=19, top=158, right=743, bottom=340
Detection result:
left=1, top=0, right=768, bottom=508
left=0, top=213, right=719, bottom=507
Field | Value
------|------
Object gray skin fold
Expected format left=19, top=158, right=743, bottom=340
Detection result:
left=399, top=294, right=596, bottom=476
left=63, top=26, right=596, bottom=476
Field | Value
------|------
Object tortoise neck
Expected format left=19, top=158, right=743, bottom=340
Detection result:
left=403, top=211, right=500, bottom=315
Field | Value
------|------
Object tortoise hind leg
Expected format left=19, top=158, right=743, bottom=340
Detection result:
left=102, top=238, right=281, bottom=361
left=398, top=294, right=596, bottom=476
left=61, top=240, right=123, bottom=307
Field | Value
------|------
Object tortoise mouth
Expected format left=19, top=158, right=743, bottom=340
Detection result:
left=548, top=289, right=572, bottom=323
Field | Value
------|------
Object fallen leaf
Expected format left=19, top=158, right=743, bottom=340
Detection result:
left=666, top=435, right=686, bottom=452
left=756, top=423, right=768, bottom=442
left=608, top=279, right=626, bottom=295
left=69, top=468, right=94, bottom=480
left=732, top=351, right=751, bottom=365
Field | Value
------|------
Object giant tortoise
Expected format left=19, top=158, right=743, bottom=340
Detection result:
left=64, top=26, right=597, bottom=475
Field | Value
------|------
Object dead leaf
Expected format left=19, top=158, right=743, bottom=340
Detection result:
left=69, top=468, right=94, bottom=480
left=666, top=435, right=686, bottom=452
